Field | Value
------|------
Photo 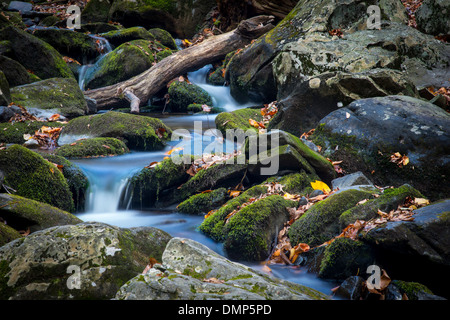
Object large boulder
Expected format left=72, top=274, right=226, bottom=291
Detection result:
left=0, top=145, right=75, bottom=212
left=100, top=27, right=155, bottom=47
left=59, top=111, right=171, bottom=151
left=310, top=95, right=450, bottom=200
left=415, top=0, right=450, bottom=36
left=0, top=26, right=74, bottom=80
left=83, top=39, right=173, bottom=90
left=55, top=137, right=130, bottom=159
left=10, top=78, right=88, bottom=118
left=167, top=80, right=213, bottom=113
left=0, top=70, right=10, bottom=106
left=0, top=222, right=172, bottom=299
left=0, top=55, right=39, bottom=87
left=115, top=237, right=328, bottom=300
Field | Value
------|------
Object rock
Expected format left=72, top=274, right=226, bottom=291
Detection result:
left=0, top=144, right=74, bottom=212
left=339, top=184, right=423, bottom=228
left=310, top=95, right=450, bottom=200
left=215, top=107, right=263, bottom=134
left=0, top=120, right=66, bottom=144
left=7, top=1, right=32, bottom=14
left=331, top=172, right=373, bottom=190
left=148, top=28, right=177, bottom=50
left=0, top=221, right=22, bottom=247
left=288, top=189, right=376, bottom=247
left=55, top=137, right=129, bottom=159
left=0, top=221, right=172, bottom=299
left=79, top=22, right=123, bottom=34
left=226, top=0, right=410, bottom=103
left=10, top=78, right=88, bottom=118
left=415, top=0, right=450, bottom=36
left=84, top=96, right=97, bottom=114
left=0, top=26, right=74, bottom=80
left=39, top=153, right=89, bottom=212
left=167, top=80, right=213, bottom=112
left=176, top=188, right=228, bottom=215
left=0, top=55, right=38, bottom=87
left=58, top=111, right=171, bottom=151
left=115, top=237, right=328, bottom=300
left=318, top=238, right=374, bottom=280
left=100, top=27, right=155, bottom=47
left=0, top=105, right=17, bottom=122
left=80, top=0, right=113, bottom=24
left=83, top=39, right=172, bottom=90
left=29, top=28, right=99, bottom=62
left=391, top=280, right=445, bottom=300
left=0, top=70, right=11, bottom=106
left=0, top=193, right=82, bottom=234
left=122, top=157, right=193, bottom=210
left=335, top=276, right=365, bottom=300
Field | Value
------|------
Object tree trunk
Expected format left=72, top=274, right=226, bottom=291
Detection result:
left=84, top=16, right=275, bottom=110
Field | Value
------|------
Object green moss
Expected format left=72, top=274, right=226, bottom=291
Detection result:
left=177, top=188, right=228, bottom=215
left=101, top=27, right=155, bottom=46
left=55, top=137, right=129, bottom=159
left=148, top=28, right=177, bottom=50
left=0, top=121, right=66, bottom=144
left=215, top=108, right=263, bottom=135
left=289, top=189, right=376, bottom=247
left=168, top=81, right=212, bottom=112
left=61, top=111, right=171, bottom=151
left=393, top=280, right=433, bottom=300
left=0, top=145, right=74, bottom=212
left=0, top=259, right=15, bottom=299
left=0, top=223, right=22, bottom=247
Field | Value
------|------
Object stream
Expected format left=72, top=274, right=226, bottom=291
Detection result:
left=66, top=46, right=340, bottom=297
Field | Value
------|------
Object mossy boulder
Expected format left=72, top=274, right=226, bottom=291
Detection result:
left=0, top=120, right=66, bottom=145
left=0, top=26, right=74, bottom=80
left=0, top=10, right=26, bottom=30
left=10, top=78, right=88, bottom=118
left=224, top=195, right=297, bottom=261
left=80, top=0, right=113, bottom=23
left=148, top=27, right=177, bottom=50
left=83, top=39, right=171, bottom=89
left=177, top=188, right=228, bottom=215
left=100, top=26, right=155, bottom=47
left=0, top=55, right=39, bottom=87
left=55, top=137, right=129, bottom=159
left=318, top=238, right=374, bottom=280
left=0, top=70, right=10, bottom=105
left=30, top=28, right=99, bottom=62
left=0, top=221, right=172, bottom=300
left=215, top=107, right=263, bottom=134
left=167, top=80, right=213, bottom=112
left=288, top=189, right=376, bottom=247
left=0, top=144, right=74, bottom=212
left=39, top=153, right=89, bottom=212
left=339, top=184, right=423, bottom=228
left=0, top=193, right=82, bottom=234
left=391, top=280, right=434, bottom=301
left=123, top=156, right=193, bottom=210
left=59, top=111, right=171, bottom=151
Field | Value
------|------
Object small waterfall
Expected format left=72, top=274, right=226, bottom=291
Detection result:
left=78, top=35, right=113, bottom=90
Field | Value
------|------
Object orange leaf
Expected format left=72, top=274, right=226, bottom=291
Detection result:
left=248, top=118, right=260, bottom=128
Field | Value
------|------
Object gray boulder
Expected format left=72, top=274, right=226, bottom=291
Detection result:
left=0, top=222, right=172, bottom=300
left=415, top=0, right=450, bottom=36
left=115, top=237, right=329, bottom=300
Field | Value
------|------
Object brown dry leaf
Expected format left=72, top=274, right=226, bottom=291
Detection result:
left=261, top=264, right=272, bottom=273
left=186, top=164, right=198, bottom=177
left=155, top=127, right=166, bottom=139
left=228, top=190, right=241, bottom=198
left=165, top=147, right=183, bottom=155
left=203, top=277, right=225, bottom=284
left=204, top=209, right=216, bottom=219
left=248, top=118, right=261, bottom=128
left=145, top=161, right=159, bottom=169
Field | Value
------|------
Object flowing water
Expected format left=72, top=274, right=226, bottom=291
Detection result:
left=69, top=57, right=340, bottom=297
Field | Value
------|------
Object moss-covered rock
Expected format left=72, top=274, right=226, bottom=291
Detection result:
left=123, top=156, right=193, bottom=210
left=224, top=194, right=296, bottom=261
left=80, top=0, right=113, bottom=23
left=40, top=153, right=89, bottom=212
left=55, top=137, right=129, bottom=159
left=0, top=70, right=10, bottom=105
left=0, top=221, right=172, bottom=299
left=148, top=27, right=177, bottom=50
left=339, top=184, right=423, bottom=228
left=0, top=121, right=66, bottom=145
left=288, top=189, right=376, bottom=247
left=318, top=238, right=374, bottom=280
left=0, top=10, right=26, bottom=29
left=0, top=144, right=74, bottom=212
left=215, top=107, right=263, bottom=134
left=167, top=80, right=213, bottom=112
left=0, top=55, right=38, bottom=87
left=263, top=171, right=317, bottom=195
left=30, top=28, right=99, bottom=62
left=0, top=26, right=74, bottom=80
left=0, top=193, right=82, bottom=234
left=83, top=39, right=171, bottom=89
left=391, top=280, right=434, bottom=300
left=10, top=78, right=88, bottom=118
left=59, top=111, right=171, bottom=151
left=177, top=188, right=228, bottom=215
left=0, top=222, right=21, bottom=247
left=100, top=26, right=155, bottom=47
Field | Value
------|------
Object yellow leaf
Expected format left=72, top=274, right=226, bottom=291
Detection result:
left=414, top=197, right=429, bottom=206
left=310, top=180, right=331, bottom=194
left=248, top=118, right=260, bottom=128
left=283, top=193, right=298, bottom=200
left=165, top=147, right=183, bottom=155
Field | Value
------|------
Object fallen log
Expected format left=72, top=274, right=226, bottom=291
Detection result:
left=84, top=15, right=275, bottom=110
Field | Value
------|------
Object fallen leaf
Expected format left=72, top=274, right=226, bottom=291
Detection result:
left=310, top=180, right=331, bottom=194
left=166, top=147, right=183, bottom=155
left=203, top=277, right=225, bottom=284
